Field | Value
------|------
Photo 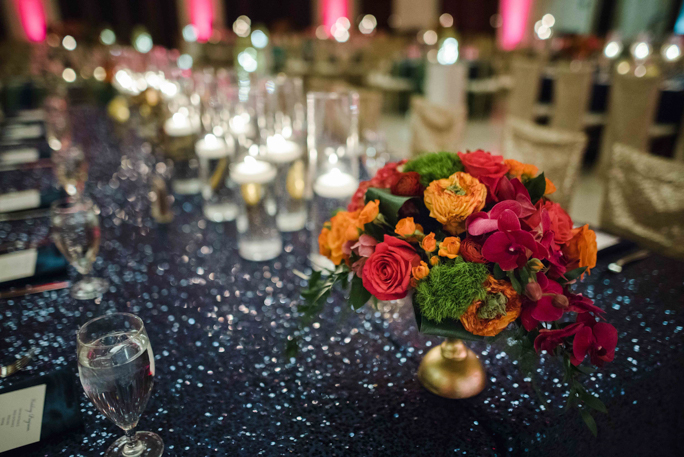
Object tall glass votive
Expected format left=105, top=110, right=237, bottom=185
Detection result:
left=163, top=111, right=201, bottom=195
left=263, top=134, right=307, bottom=232
left=196, top=133, right=237, bottom=222
left=230, top=157, right=282, bottom=261
left=307, top=91, right=360, bottom=270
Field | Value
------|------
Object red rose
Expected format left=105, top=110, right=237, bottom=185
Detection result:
left=460, top=238, right=487, bottom=263
left=538, top=199, right=573, bottom=249
left=390, top=172, right=424, bottom=197
left=457, top=150, right=510, bottom=194
left=362, top=235, right=420, bottom=301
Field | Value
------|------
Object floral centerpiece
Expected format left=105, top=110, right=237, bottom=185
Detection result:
left=298, top=150, right=617, bottom=435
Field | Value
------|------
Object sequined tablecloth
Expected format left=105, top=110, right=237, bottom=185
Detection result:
left=1, top=109, right=683, bottom=457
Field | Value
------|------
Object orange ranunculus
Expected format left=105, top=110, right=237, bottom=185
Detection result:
left=318, top=227, right=331, bottom=258
left=423, top=172, right=487, bottom=235
left=358, top=200, right=380, bottom=225
left=323, top=209, right=361, bottom=265
left=421, top=232, right=437, bottom=253
left=505, top=159, right=538, bottom=179
left=430, top=256, right=440, bottom=266
left=438, top=237, right=461, bottom=259
left=562, top=224, right=597, bottom=276
left=395, top=217, right=417, bottom=236
left=412, top=261, right=430, bottom=281
left=544, top=178, right=557, bottom=195
left=460, top=276, right=522, bottom=337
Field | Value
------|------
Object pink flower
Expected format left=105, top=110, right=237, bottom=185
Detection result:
left=351, top=258, right=367, bottom=277
left=362, top=235, right=420, bottom=301
left=351, top=234, right=378, bottom=258
left=520, top=272, right=564, bottom=331
left=467, top=200, right=524, bottom=236
left=534, top=322, right=583, bottom=354
left=480, top=209, right=544, bottom=271
left=566, top=292, right=605, bottom=315
left=571, top=313, right=618, bottom=367
left=491, top=177, right=537, bottom=215
left=458, top=150, right=510, bottom=195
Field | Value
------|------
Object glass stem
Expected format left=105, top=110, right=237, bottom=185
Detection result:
left=122, top=428, right=145, bottom=456
left=125, top=428, right=137, bottom=444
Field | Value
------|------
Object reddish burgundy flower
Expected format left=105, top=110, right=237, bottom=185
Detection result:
left=467, top=200, right=524, bottom=236
left=460, top=238, right=487, bottom=263
left=480, top=209, right=544, bottom=271
left=350, top=234, right=378, bottom=258
left=520, top=272, right=564, bottom=331
left=390, top=172, right=424, bottom=197
left=534, top=322, right=583, bottom=354
left=566, top=292, right=605, bottom=315
left=362, top=235, right=420, bottom=301
left=491, top=177, right=537, bottom=215
left=538, top=199, right=574, bottom=249
left=457, top=150, right=510, bottom=195
left=347, top=160, right=406, bottom=211
left=571, top=313, right=618, bottom=367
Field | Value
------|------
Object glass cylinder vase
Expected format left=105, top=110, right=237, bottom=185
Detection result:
left=196, top=133, right=237, bottom=222
left=163, top=111, right=201, bottom=195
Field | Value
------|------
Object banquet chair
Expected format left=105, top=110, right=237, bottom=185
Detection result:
left=357, top=89, right=383, bottom=139
left=551, top=62, right=595, bottom=131
left=409, top=96, right=467, bottom=157
left=502, top=118, right=587, bottom=208
left=506, top=56, right=544, bottom=121
left=601, top=143, right=684, bottom=259
left=598, top=71, right=662, bottom=172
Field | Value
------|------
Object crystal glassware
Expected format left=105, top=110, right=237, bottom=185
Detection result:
left=77, top=313, right=163, bottom=457
left=196, top=133, right=238, bottom=222
left=163, top=111, right=201, bottom=195
left=50, top=198, right=109, bottom=299
left=306, top=91, right=360, bottom=269
left=52, top=145, right=88, bottom=196
left=44, top=93, right=72, bottom=151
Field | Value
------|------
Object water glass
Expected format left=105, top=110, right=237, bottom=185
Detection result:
left=196, top=133, right=237, bottom=222
left=163, top=111, right=201, bottom=194
left=52, top=145, right=88, bottom=196
left=230, top=156, right=282, bottom=261
left=77, top=313, right=163, bottom=457
left=50, top=198, right=109, bottom=299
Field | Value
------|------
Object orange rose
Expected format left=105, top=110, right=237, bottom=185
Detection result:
left=318, top=227, right=331, bottom=258
left=421, top=233, right=437, bottom=253
left=358, top=200, right=380, bottom=225
left=412, top=261, right=430, bottom=281
left=395, top=217, right=417, bottom=236
left=505, top=159, right=538, bottom=179
left=323, top=210, right=361, bottom=265
left=460, top=276, right=522, bottom=337
left=544, top=178, right=557, bottom=195
left=423, top=172, right=487, bottom=235
left=562, top=224, right=597, bottom=276
left=438, top=237, right=461, bottom=259
left=430, top=256, right=440, bottom=266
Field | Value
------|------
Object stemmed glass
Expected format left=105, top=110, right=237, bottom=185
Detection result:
left=52, top=145, right=88, bottom=196
left=50, top=198, right=109, bottom=299
left=77, top=313, right=164, bottom=457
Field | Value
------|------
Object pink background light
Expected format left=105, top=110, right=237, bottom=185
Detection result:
left=188, top=0, right=213, bottom=42
left=498, top=0, right=532, bottom=51
left=322, top=0, right=348, bottom=36
left=15, top=0, right=47, bottom=42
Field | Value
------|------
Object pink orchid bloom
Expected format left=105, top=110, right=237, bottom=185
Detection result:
left=571, top=313, right=618, bottom=367
left=566, top=293, right=605, bottom=315
left=520, top=272, right=564, bottom=331
left=480, top=209, right=544, bottom=271
left=492, top=177, right=537, bottom=216
left=467, top=200, right=523, bottom=236
left=534, top=322, right=583, bottom=354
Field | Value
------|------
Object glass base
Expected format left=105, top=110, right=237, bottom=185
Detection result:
left=71, top=277, right=109, bottom=300
left=105, top=431, right=164, bottom=457
left=172, top=178, right=202, bottom=195
left=277, top=210, right=307, bottom=232
left=238, top=238, right=282, bottom=261
left=203, top=202, right=238, bottom=222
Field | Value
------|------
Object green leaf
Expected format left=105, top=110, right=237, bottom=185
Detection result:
left=365, top=188, right=412, bottom=225
left=575, top=365, right=597, bottom=375
left=525, top=172, right=546, bottom=204
left=507, top=271, right=524, bottom=295
left=363, top=221, right=387, bottom=242
left=493, top=263, right=506, bottom=280
left=579, top=391, right=607, bottom=414
left=580, top=409, right=598, bottom=436
left=350, top=275, right=372, bottom=310
left=519, top=266, right=531, bottom=285
left=561, top=267, right=587, bottom=283
left=413, top=301, right=483, bottom=341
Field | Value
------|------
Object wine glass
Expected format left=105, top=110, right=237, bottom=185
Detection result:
left=50, top=198, right=109, bottom=300
left=52, top=145, right=88, bottom=196
left=77, top=313, right=164, bottom=457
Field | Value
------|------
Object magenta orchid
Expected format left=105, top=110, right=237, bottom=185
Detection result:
left=571, top=313, right=618, bottom=367
left=478, top=208, right=546, bottom=271
left=534, top=322, right=583, bottom=354
left=520, top=272, right=565, bottom=330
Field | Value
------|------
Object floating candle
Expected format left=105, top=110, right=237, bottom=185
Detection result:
left=164, top=112, right=199, bottom=137
left=195, top=134, right=234, bottom=159
left=313, top=168, right=358, bottom=199
left=230, top=156, right=277, bottom=184
left=265, top=134, right=302, bottom=163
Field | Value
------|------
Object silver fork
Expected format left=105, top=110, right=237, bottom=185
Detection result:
left=0, top=348, right=37, bottom=378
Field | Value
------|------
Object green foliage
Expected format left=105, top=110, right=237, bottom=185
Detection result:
left=403, top=151, right=464, bottom=187
left=350, top=275, right=371, bottom=310
left=524, top=172, right=546, bottom=203
left=414, top=259, right=489, bottom=322
left=364, top=187, right=413, bottom=225
left=477, top=292, right=507, bottom=319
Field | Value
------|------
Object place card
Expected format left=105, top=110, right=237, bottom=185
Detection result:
left=0, top=147, right=40, bottom=165
left=0, top=189, right=41, bottom=213
left=0, top=249, right=38, bottom=283
left=16, top=109, right=45, bottom=122
left=0, top=384, right=47, bottom=453
left=4, top=124, right=43, bottom=140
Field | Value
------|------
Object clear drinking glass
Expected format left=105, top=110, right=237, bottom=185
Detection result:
left=50, top=198, right=109, bottom=299
left=306, top=92, right=360, bottom=269
left=52, top=145, right=88, bottom=196
left=196, top=133, right=238, bottom=221
left=77, top=313, right=163, bottom=457
left=44, top=93, right=72, bottom=151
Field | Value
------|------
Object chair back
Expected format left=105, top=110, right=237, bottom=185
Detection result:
left=551, top=62, right=594, bottom=131
left=409, top=96, right=467, bottom=156
left=507, top=56, right=544, bottom=121
left=599, top=72, right=661, bottom=170
left=502, top=118, right=587, bottom=208
left=601, top=143, right=684, bottom=258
